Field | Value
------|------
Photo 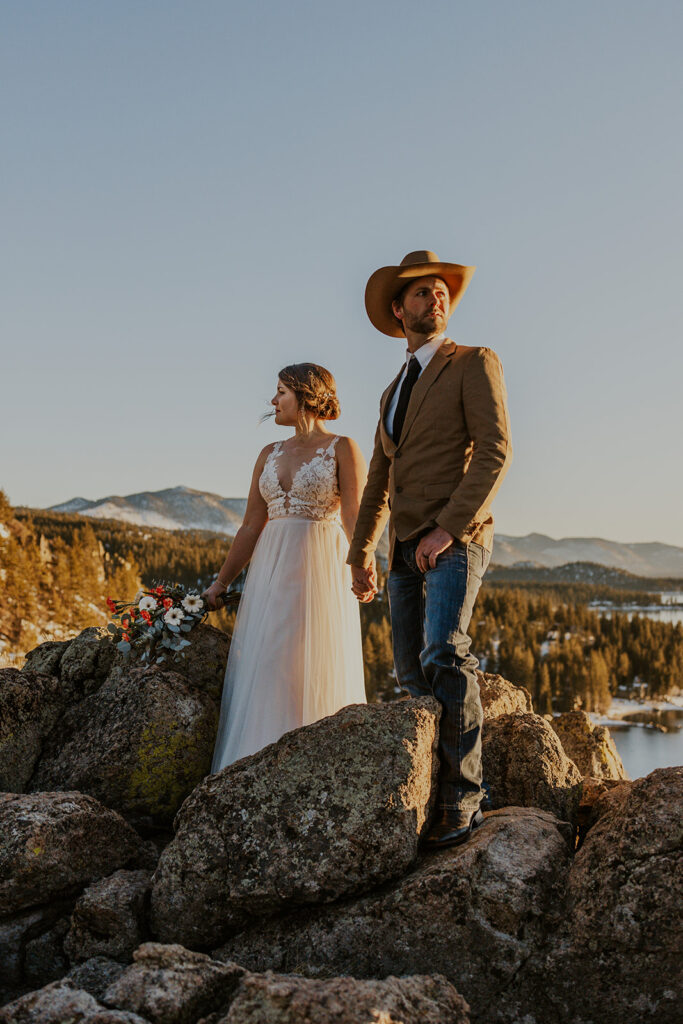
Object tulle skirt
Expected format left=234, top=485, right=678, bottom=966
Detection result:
left=211, top=516, right=367, bottom=771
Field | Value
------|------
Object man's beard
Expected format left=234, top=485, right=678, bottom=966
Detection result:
left=404, top=309, right=447, bottom=335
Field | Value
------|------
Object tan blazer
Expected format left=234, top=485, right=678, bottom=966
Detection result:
left=348, top=339, right=512, bottom=568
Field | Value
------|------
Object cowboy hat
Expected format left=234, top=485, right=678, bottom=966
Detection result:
left=365, top=250, right=476, bottom=338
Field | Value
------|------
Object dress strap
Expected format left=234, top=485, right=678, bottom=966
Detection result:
left=320, top=435, right=339, bottom=458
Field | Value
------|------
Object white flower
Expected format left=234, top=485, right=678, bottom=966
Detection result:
left=182, top=594, right=204, bottom=614
left=164, top=607, right=184, bottom=626
left=139, top=595, right=157, bottom=612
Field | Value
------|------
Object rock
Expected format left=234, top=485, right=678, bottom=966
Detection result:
left=67, top=957, right=128, bottom=1001
left=158, top=624, right=230, bottom=702
left=0, top=903, right=72, bottom=1002
left=57, top=626, right=116, bottom=699
left=0, top=979, right=149, bottom=1023
left=482, top=712, right=582, bottom=825
left=542, top=767, right=683, bottom=1024
left=478, top=671, right=533, bottom=719
left=577, top=776, right=631, bottom=843
left=150, top=698, right=440, bottom=949
left=550, top=710, right=628, bottom=780
left=214, top=807, right=571, bottom=1023
left=0, top=670, right=65, bottom=792
left=220, top=972, right=470, bottom=1024
left=0, top=792, right=151, bottom=918
left=29, top=667, right=219, bottom=830
left=21, top=641, right=69, bottom=678
left=22, top=915, right=70, bottom=991
left=101, top=943, right=244, bottom=1024
left=65, top=870, right=152, bottom=964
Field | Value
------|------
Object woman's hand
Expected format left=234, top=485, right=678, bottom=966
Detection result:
left=202, top=581, right=227, bottom=611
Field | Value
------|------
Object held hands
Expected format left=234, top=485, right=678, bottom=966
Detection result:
left=351, top=562, right=378, bottom=603
left=415, top=526, right=454, bottom=572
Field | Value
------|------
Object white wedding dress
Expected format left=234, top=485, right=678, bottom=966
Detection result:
left=211, top=435, right=367, bottom=771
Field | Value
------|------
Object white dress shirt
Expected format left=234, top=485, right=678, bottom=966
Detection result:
left=384, top=334, right=445, bottom=438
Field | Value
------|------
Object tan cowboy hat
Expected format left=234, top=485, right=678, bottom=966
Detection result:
left=365, top=250, right=476, bottom=338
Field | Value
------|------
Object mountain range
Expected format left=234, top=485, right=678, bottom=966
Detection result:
left=49, top=486, right=683, bottom=578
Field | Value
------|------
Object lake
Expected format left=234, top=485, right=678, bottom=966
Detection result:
left=607, top=708, right=683, bottom=780
left=590, top=591, right=683, bottom=626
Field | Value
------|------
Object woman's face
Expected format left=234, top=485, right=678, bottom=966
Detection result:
left=271, top=378, right=300, bottom=426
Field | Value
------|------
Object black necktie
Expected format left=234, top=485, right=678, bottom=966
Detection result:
left=392, top=356, right=421, bottom=444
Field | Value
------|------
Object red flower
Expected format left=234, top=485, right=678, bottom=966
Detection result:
left=106, top=597, right=116, bottom=613
left=163, top=597, right=173, bottom=610
left=141, top=609, right=152, bottom=624
left=122, top=632, right=130, bottom=642
left=154, top=586, right=165, bottom=596
left=129, top=609, right=136, bottom=620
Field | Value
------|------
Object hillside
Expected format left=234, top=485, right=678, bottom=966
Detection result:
left=48, top=486, right=683, bottom=577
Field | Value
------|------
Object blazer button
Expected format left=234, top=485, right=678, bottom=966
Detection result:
left=395, top=485, right=403, bottom=493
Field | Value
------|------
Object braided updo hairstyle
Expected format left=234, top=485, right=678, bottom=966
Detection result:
left=278, top=363, right=341, bottom=423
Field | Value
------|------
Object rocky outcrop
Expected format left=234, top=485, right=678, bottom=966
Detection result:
left=541, top=767, right=683, bottom=1024
left=150, top=699, right=440, bottom=949
left=221, top=971, right=470, bottom=1024
left=1, top=944, right=470, bottom=1024
left=482, top=712, right=582, bottom=824
left=100, top=943, right=245, bottom=1023
left=29, top=666, right=219, bottom=830
left=4, top=626, right=231, bottom=832
left=478, top=671, right=533, bottom=719
left=0, top=671, right=66, bottom=792
left=214, top=807, right=571, bottom=1023
left=65, top=870, right=152, bottom=965
left=551, top=709, right=628, bottom=780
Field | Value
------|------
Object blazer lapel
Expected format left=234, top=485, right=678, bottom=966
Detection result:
left=379, top=366, right=404, bottom=454
left=397, top=339, right=455, bottom=446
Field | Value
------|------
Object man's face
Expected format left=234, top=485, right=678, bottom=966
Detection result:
left=392, top=276, right=450, bottom=336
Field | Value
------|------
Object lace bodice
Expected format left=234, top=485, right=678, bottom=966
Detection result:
left=259, top=436, right=342, bottom=522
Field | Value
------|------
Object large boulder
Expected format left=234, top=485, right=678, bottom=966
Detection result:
left=221, top=971, right=470, bottom=1024
left=550, top=710, right=628, bottom=780
left=0, top=792, right=151, bottom=918
left=542, top=767, right=683, bottom=1024
left=101, top=942, right=244, bottom=1023
left=478, top=671, right=533, bottom=719
left=150, top=698, right=440, bottom=949
left=214, top=806, right=572, bottom=1024
left=482, top=712, right=582, bottom=825
left=0, top=670, right=65, bottom=792
left=29, top=667, right=219, bottom=830
left=65, top=869, right=152, bottom=965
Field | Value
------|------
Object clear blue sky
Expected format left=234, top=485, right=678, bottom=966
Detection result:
left=2, top=1, right=681, bottom=545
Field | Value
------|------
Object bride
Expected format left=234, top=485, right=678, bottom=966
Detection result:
left=204, top=362, right=368, bottom=770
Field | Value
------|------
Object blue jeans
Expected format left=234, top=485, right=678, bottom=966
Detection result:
left=387, top=536, right=490, bottom=814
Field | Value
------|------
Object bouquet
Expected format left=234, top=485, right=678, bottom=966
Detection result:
left=106, top=582, right=239, bottom=665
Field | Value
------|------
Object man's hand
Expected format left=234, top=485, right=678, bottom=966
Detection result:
left=416, top=526, right=454, bottom=572
left=351, top=563, right=378, bottom=603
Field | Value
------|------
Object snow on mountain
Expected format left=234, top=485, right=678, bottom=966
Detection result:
left=49, top=486, right=246, bottom=536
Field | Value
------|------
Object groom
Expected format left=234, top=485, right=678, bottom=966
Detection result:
left=348, top=250, right=512, bottom=848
